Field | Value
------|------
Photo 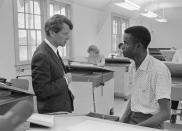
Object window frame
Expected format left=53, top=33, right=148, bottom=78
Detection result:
left=13, top=0, right=72, bottom=70
left=111, top=13, right=129, bottom=53
left=49, top=0, right=72, bottom=57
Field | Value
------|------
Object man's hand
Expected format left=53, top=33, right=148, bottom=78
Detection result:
left=65, top=73, right=72, bottom=85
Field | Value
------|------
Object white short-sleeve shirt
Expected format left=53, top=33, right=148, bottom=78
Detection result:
left=128, top=55, right=171, bottom=114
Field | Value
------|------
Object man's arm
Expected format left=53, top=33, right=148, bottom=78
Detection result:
left=137, top=98, right=170, bottom=127
left=32, top=54, right=67, bottom=100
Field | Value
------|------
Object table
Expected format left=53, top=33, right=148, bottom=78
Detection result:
left=28, top=115, right=165, bottom=131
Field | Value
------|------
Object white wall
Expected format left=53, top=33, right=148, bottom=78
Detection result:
left=72, top=3, right=99, bottom=57
left=72, top=3, right=112, bottom=57
left=152, top=21, right=182, bottom=49
left=96, top=11, right=112, bottom=57
left=130, top=15, right=182, bottom=49
left=0, top=0, right=16, bottom=80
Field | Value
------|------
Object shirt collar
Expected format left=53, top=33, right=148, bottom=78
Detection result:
left=44, top=38, right=57, bottom=55
left=138, top=54, right=150, bottom=71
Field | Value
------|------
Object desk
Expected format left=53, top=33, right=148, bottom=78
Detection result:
left=28, top=115, right=165, bottom=131
left=69, top=72, right=114, bottom=115
left=105, top=63, right=130, bottom=99
left=171, top=77, right=182, bottom=101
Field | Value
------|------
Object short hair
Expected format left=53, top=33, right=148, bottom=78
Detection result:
left=87, top=45, right=99, bottom=54
left=118, top=43, right=123, bottom=49
left=124, top=26, right=151, bottom=49
left=45, top=14, right=73, bottom=36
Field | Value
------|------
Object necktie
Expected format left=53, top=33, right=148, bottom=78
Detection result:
left=57, top=50, right=67, bottom=73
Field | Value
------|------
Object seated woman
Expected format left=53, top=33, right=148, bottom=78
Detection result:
left=87, top=45, right=105, bottom=66
left=116, top=42, right=124, bottom=57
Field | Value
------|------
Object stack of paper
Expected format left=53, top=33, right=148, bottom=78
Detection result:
left=27, top=113, right=54, bottom=127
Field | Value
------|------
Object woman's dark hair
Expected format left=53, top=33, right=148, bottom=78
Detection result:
left=87, top=45, right=99, bottom=54
left=118, top=43, right=123, bottom=49
left=45, top=14, right=73, bottom=36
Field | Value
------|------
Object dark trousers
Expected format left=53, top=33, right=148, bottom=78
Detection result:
left=123, top=111, right=163, bottom=129
left=171, top=100, right=179, bottom=110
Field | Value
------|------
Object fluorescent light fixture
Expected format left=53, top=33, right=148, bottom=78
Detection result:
left=115, top=0, right=140, bottom=11
left=140, top=11, right=158, bottom=18
left=156, top=18, right=167, bottom=22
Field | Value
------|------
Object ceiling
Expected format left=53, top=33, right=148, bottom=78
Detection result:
left=72, top=0, right=182, bottom=22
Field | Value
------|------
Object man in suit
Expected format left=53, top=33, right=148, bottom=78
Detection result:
left=31, top=14, right=74, bottom=114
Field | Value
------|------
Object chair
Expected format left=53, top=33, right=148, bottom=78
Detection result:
left=10, top=79, right=29, bottom=90
left=10, top=78, right=38, bottom=113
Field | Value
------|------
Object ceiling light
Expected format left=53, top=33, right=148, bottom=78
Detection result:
left=156, top=18, right=167, bottom=22
left=140, top=10, right=158, bottom=18
left=115, top=0, right=140, bottom=11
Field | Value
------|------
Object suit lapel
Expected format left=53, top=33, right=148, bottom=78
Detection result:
left=43, top=41, right=65, bottom=72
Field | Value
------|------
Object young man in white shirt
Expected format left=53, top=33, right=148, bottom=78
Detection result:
left=122, top=26, right=171, bottom=129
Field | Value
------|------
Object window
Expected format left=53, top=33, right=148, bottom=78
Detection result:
left=49, top=0, right=71, bottom=57
left=13, top=0, right=72, bottom=67
left=111, top=14, right=129, bottom=53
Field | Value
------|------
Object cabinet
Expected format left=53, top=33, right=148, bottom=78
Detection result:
left=69, top=72, right=114, bottom=115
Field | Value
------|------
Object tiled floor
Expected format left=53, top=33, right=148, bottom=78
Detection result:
left=113, top=97, right=182, bottom=131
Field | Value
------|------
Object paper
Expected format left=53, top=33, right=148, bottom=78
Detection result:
left=66, top=120, right=159, bottom=131
left=71, top=62, right=95, bottom=67
left=46, top=111, right=69, bottom=115
left=27, top=113, right=54, bottom=127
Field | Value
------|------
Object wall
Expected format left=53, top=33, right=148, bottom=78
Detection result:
left=130, top=15, right=182, bottom=49
left=96, top=10, right=112, bottom=57
left=71, top=3, right=99, bottom=57
left=71, top=3, right=112, bottom=57
left=0, top=0, right=16, bottom=80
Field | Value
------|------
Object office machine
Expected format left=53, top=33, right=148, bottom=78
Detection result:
left=0, top=80, right=34, bottom=115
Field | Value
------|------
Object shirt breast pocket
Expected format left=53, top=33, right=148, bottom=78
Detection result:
left=139, top=78, right=152, bottom=103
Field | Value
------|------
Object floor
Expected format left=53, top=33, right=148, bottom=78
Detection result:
left=113, top=97, right=182, bottom=131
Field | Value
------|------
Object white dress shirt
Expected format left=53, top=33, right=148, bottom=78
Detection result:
left=44, top=38, right=57, bottom=55
left=128, top=55, right=171, bottom=114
